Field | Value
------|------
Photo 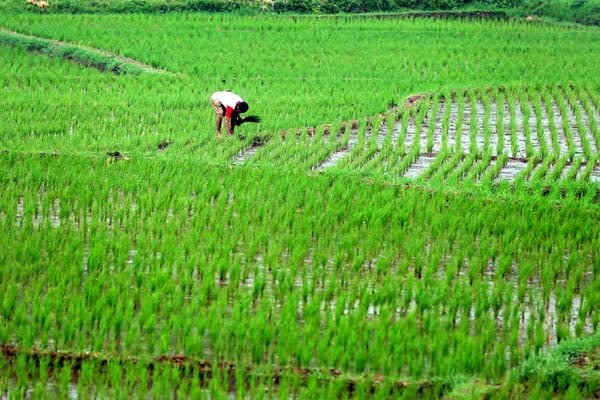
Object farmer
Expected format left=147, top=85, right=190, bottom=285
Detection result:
left=210, top=90, right=249, bottom=138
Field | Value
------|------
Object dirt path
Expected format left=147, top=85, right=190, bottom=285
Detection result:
left=0, top=27, right=176, bottom=75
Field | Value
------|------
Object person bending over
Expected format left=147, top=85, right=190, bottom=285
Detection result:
left=210, top=90, right=250, bottom=138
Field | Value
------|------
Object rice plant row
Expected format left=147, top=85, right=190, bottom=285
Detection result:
left=2, top=154, right=600, bottom=377
left=242, top=85, right=600, bottom=186
left=2, top=13, right=600, bottom=153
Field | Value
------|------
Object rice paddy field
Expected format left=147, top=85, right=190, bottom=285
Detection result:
left=1, top=12, right=600, bottom=398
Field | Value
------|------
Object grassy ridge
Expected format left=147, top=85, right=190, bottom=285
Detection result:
left=0, top=29, right=152, bottom=74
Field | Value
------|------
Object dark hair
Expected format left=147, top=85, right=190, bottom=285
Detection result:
left=238, top=101, right=249, bottom=113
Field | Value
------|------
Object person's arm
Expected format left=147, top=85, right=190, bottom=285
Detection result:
left=225, top=117, right=235, bottom=135
left=215, top=114, right=223, bottom=137
left=225, top=115, right=235, bottom=135
left=224, top=106, right=236, bottom=135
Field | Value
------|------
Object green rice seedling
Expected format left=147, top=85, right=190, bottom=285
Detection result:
left=547, top=156, right=569, bottom=182
left=464, top=151, right=493, bottom=183
left=2, top=16, right=600, bottom=396
left=519, top=92, right=535, bottom=158
left=531, top=155, right=556, bottom=182
left=430, top=150, right=463, bottom=184
left=564, top=157, right=584, bottom=182
left=506, top=91, right=519, bottom=158
left=577, top=155, right=598, bottom=182
left=553, top=86, right=577, bottom=161
left=515, top=153, right=540, bottom=183
left=468, top=91, right=480, bottom=155
left=495, top=92, right=506, bottom=155
left=563, top=85, right=593, bottom=160
left=579, top=86, right=600, bottom=151
left=541, top=90, right=562, bottom=160
left=481, top=152, right=508, bottom=184
left=481, top=94, right=492, bottom=155
left=454, top=92, right=466, bottom=154
left=333, top=121, right=368, bottom=170
left=426, top=94, right=441, bottom=154
left=440, top=90, right=453, bottom=153
left=531, top=91, right=550, bottom=158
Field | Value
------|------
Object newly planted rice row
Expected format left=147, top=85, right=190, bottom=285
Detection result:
left=2, top=154, right=600, bottom=397
left=239, top=85, right=600, bottom=185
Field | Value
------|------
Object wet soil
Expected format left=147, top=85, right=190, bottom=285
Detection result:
left=233, top=136, right=268, bottom=165
left=106, top=151, right=129, bottom=162
left=157, top=140, right=173, bottom=151
left=0, top=344, right=439, bottom=396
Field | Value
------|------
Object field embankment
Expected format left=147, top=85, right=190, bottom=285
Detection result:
left=0, top=28, right=174, bottom=75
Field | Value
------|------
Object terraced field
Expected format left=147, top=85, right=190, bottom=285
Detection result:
left=1, top=12, right=600, bottom=399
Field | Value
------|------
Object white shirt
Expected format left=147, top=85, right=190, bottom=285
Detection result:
left=211, top=91, right=244, bottom=109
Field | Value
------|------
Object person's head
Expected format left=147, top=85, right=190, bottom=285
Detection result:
left=237, top=101, right=249, bottom=114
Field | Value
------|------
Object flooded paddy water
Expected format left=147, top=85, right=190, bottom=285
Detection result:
left=242, top=90, right=600, bottom=184
left=10, top=190, right=596, bottom=357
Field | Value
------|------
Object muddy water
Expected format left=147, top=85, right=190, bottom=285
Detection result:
left=501, top=100, right=513, bottom=155
left=446, top=100, right=460, bottom=151
left=514, top=101, right=528, bottom=159
left=0, top=382, right=79, bottom=400
left=315, top=126, right=360, bottom=170
left=490, top=102, right=500, bottom=155
left=460, top=101, right=472, bottom=152
left=391, top=119, right=403, bottom=149
left=402, top=154, right=438, bottom=179
left=397, top=94, right=597, bottom=181
left=375, top=122, right=387, bottom=150
left=551, top=100, right=572, bottom=155
left=563, top=97, right=585, bottom=157
left=233, top=145, right=259, bottom=165
left=525, top=101, right=538, bottom=153
left=537, top=97, right=555, bottom=155
left=237, top=91, right=600, bottom=183
left=431, top=99, right=446, bottom=154
left=403, top=115, right=418, bottom=151
left=591, top=165, right=600, bottom=183
left=473, top=100, right=486, bottom=152
left=494, top=159, right=526, bottom=182
left=576, top=97, right=599, bottom=155
left=417, top=111, right=431, bottom=151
